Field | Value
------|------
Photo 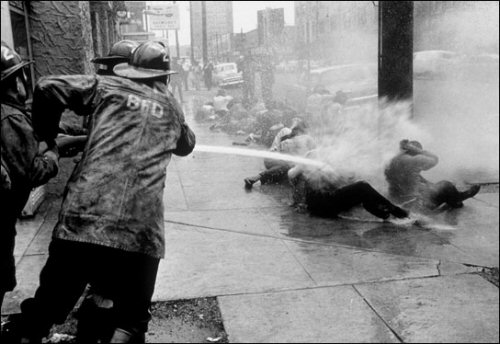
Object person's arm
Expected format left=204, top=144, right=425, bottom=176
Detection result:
left=31, top=75, right=98, bottom=144
left=171, top=99, right=196, bottom=157
left=402, top=142, right=439, bottom=171
left=399, top=151, right=438, bottom=171
left=2, top=113, right=59, bottom=188
left=1, top=159, right=11, bottom=191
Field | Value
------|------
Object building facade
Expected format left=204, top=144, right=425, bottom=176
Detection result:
left=257, top=7, right=284, bottom=47
left=1, top=0, right=122, bottom=81
left=294, top=1, right=378, bottom=63
left=190, top=1, right=233, bottom=62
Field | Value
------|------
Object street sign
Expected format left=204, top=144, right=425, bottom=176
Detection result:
left=147, top=4, right=180, bottom=30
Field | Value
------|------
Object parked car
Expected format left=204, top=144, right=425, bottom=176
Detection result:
left=213, top=62, right=244, bottom=87
left=280, top=63, right=378, bottom=111
left=413, top=50, right=461, bottom=78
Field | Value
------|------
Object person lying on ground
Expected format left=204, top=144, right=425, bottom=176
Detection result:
left=385, top=139, right=480, bottom=211
left=289, top=160, right=409, bottom=220
left=213, top=88, right=233, bottom=118
left=244, top=119, right=316, bottom=189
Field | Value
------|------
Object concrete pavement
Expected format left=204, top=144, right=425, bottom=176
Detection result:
left=2, top=90, right=499, bottom=342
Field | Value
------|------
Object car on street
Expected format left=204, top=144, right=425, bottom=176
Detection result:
left=213, top=62, right=244, bottom=87
left=413, top=50, right=461, bottom=78
left=280, top=62, right=377, bottom=111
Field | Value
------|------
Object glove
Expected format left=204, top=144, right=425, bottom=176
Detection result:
left=56, top=135, right=88, bottom=158
left=1, top=164, right=11, bottom=191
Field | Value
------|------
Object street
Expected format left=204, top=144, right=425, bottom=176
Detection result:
left=3, top=89, right=498, bottom=343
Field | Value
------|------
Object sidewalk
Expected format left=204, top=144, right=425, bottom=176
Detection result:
left=3, top=91, right=499, bottom=342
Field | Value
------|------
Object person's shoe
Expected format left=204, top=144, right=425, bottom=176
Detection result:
left=244, top=177, right=259, bottom=190
left=390, top=205, right=409, bottom=219
left=460, top=184, right=481, bottom=201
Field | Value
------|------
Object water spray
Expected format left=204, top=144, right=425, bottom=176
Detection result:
left=193, top=144, right=328, bottom=169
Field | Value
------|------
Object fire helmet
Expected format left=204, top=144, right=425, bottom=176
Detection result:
left=113, top=41, right=177, bottom=79
left=1, top=41, right=32, bottom=84
left=91, top=40, right=139, bottom=66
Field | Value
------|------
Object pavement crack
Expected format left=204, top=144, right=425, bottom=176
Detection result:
left=281, top=240, right=318, bottom=286
left=352, top=285, right=405, bottom=343
left=164, top=219, right=446, bottom=265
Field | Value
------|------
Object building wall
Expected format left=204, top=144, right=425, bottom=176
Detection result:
left=190, top=1, right=233, bottom=61
left=28, top=1, right=95, bottom=77
left=294, top=1, right=378, bottom=62
left=1, top=1, right=14, bottom=46
left=414, top=1, right=499, bottom=53
left=257, top=8, right=284, bottom=47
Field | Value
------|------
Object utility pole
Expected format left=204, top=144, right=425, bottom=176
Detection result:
left=201, top=0, right=208, bottom=64
left=216, top=33, right=219, bottom=61
left=173, top=1, right=180, bottom=58
left=378, top=1, right=413, bottom=102
left=189, top=1, right=194, bottom=63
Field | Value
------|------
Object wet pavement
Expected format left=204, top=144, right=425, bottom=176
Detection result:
left=2, top=90, right=499, bottom=342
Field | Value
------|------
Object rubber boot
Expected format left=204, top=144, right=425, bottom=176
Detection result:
left=76, top=295, right=115, bottom=343
left=110, top=328, right=145, bottom=344
left=390, top=205, right=409, bottom=219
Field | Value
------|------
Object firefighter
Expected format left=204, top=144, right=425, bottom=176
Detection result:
left=92, top=40, right=139, bottom=76
left=15, top=41, right=196, bottom=343
left=0, top=41, right=59, bottom=312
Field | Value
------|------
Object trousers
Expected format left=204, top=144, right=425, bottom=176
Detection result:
left=20, top=239, right=159, bottom=340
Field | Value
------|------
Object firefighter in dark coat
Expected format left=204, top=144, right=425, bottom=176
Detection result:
left=16, top=41, right=196, bottom=343
left=0, top=42, right=59, bottom=311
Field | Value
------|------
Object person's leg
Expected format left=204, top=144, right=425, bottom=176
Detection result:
left=19, top=239, right=90, bottom=341
left=259, top=165, right=290, bottom=184
left=245, top=164, right=289, bottom=189
left=1, top=220, right=17, bottom=308
left=316, top=181, right=408, bottom=219
left=101, top=250, right=160, bottom=343
left=428, top=181, right=480, bottom=209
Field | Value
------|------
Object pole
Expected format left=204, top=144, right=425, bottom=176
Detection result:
left=216, top=33, right=219, bottom=61
left=201, top=0, right=208, bottom=64
left=189, top=1, right=195, bottom=63
left=173, top=1, right=180, bottom=58
left=378, top=1, right=413, bottom=102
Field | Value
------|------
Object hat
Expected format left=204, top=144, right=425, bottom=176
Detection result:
left=113, top=41, right=177, bottom=79
left=1, top=41, right=32, bottom=83
left=91, top=40, right=139, bottom=65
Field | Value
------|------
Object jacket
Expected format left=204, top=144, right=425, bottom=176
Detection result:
left=32, top=75, right=196, bottom=258
left=1, top=102, right=59, bottom=227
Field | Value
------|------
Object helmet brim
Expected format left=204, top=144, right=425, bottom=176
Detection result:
left=91, top=56, right=129, bottom=65
left=1, top=61, right=33, bottom=83
left=113, top=62, right=177, bottom=79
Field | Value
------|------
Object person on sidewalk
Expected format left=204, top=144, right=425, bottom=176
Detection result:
left=169, top=57, right=184, bottom=103
left=385, top=139, right=480, bottom=211
left=289, top=160, right=409, bottom=220
left=15, top=41, right=196, bottom=343
left=203, top=60, right=214, bottom=91
left=0, top=42, right=60, bottom=312
left=245, top=119, right=316, bottom=189
left=181, top=58, right=190, bottom=91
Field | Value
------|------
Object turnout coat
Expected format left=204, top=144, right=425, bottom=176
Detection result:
left=32, top=75, right=195, bottom=258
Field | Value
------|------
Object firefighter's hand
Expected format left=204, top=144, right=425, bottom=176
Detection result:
left=1, top=164, right=11, bottom=191
left=55, top=134, right=88, bottom=158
